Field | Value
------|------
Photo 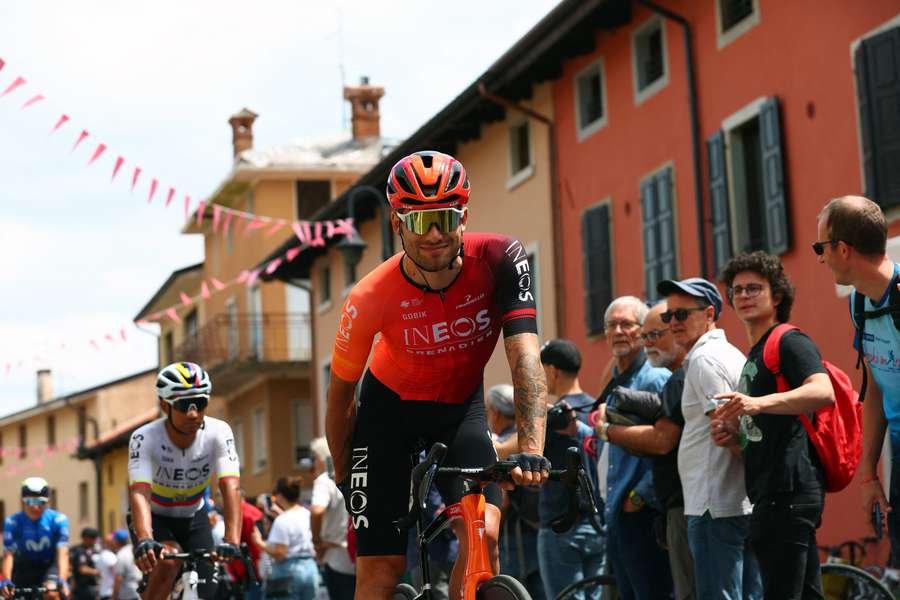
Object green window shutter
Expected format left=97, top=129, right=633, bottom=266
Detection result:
left=582, top=204, right=613, bottom=335
left=759, top=97, right=789, bottom=255
left=641, top=178, right=661, bottom=300
left=707, top=131, right=732, bottom=277
left=855, top=27, right=900, bottom=209
left=656, top=168, right=677, bottom=284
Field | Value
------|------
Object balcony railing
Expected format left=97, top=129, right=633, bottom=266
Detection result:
left=174, top=312, right=311, bottom=370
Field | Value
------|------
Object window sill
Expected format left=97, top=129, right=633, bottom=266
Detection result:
left=253, top=463, right=267, bottom=476
left=634, top=75, right=669, bottom=106
left=577, top=116, right=608, bottom=143
left=317, top=300, right=333, bottom=315
left=506, top=165, right=535, bottom=191
left=717, top=12, right=761, bottom=50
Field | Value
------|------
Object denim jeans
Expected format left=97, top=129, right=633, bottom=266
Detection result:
left=686, top=512, right=761, bottom=600
left=890, top=449, right=900, bottom=567
left=749, top=495, right=824, bottom=600
left=267, top=556, right=318, bottom=600
left=537, top=519, right=606, bottom=599
left=607, top=509, right=673, bottom=600
left=500, top=520, right=544, bottom=599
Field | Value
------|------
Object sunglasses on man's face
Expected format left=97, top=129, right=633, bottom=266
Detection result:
left=660, top=306, right=708, bottom=324
left=171, top=396, right=209, bottom=413
left=23, top=498, right=48, bottom=507
left=811, top=239, right=841, bottom=256
left=397, top=207, right=466, bottom=235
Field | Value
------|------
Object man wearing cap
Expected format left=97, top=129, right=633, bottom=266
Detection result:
left=596, top=295, right=673, bottom=599
left=657, top=277, right=761, bottom=599
left=70, top=527, right=100, bottom=600
left=538, top=340, right=604, bottom=599
left=111, top=529, right=140, bottom=600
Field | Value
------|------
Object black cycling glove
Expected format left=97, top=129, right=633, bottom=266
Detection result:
left=508, top=453, right=551, bottom=474
left=134, top=538, right=164, bottom=561
left=215, top=542, right=240, bottom=559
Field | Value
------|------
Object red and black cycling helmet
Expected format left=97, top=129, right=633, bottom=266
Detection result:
left=386, top=151, right=470, bottom=210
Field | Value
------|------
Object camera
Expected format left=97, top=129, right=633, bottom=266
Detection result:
left=548, top=403, right=575, bottom=431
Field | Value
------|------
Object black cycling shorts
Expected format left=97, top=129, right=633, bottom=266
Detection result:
left=343, top=371, right=502, bottom=557
left=12, top=557, right=58, bottom=589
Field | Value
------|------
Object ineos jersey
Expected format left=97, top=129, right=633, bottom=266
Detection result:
left=128, top=417, right=240, bottom=518
left=332, top=232, right=538, bottom=403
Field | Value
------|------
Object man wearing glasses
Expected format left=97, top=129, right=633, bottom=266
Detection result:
left=656, top=278, right=762, bottom=600
left=817, top=196, right=900, bottom=561
left=1, top=477, right=70, bottom=600
left=127, top=362, right=242, bottom=600
left=326, top=151, right=549, bottom=600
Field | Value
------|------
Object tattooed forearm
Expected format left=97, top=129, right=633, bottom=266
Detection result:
left=504, top=333, right=547, bottom=454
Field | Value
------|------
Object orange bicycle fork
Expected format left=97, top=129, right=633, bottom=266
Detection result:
left=414, top=487, right=493, bottom=599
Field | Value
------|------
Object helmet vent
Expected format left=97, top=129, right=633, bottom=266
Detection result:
left=446, top=167, right=461, bottom=191
left=395, top=168, right=415, bottom=194
left=420, top=154, right=433, bottom=168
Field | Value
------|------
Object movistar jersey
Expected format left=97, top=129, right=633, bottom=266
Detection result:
left=331, top=232, right=538, bottom=404
left=852, top=263, right=900, bottom=445
left=3, top=509, right=69, bottom=563
left=128, top=417, right=240, bottom=518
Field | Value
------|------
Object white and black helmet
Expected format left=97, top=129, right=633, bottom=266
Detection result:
left=21, top=476, right=50, bottom=498
left=156, top=362, right=212, bottom=401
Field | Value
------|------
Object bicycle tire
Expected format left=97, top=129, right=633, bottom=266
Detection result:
left=554, top=574, right=617, bottom=600
left=476, top=574, right=532, bottom=599
left=393, top=582, right=419, bottom=599
left=820, top=563, right=893, bottom=599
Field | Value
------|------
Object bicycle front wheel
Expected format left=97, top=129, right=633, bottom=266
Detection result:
left=476, top=574, right=532, bottom=599
left=554, top=574, right=617, bottom=600
left=820, top=563, right=893, bottom=600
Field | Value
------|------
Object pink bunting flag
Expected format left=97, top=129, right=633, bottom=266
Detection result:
left=87, top=143, right=107, bottom=166
left=165, top=187, right=176, bottom=208
left=309, top=221, right=325, bottom=247
left=244, top=216, right=267, bottom=234
left=111, top=156, right=124, bottom=181
left=104, top=333, right=115, bottom=343
left=265, top=258, right=283, bottom=275
left=90, top=340, right=100, bottom=350
left=246, top=269, right=260, bottom=287
left=210, top=277, right=226, bottom=291
left=51, top=114, right=69, bottom=134
left=3, top=363, right=10, bottom=375
left=33, top=458, right=44, bottom=469
left=148, top=178, right=159, bottom=204
left=222, top=211, right=233, bottom=236
left=265, top=221, right=285, bottom=237
left=0, top=76, right=25, bottom=97
left=286, top=247, right=301, bottom=262
left=131, top=167, right=142, bottom=192
left=165, top=307, right=181, bottom=324
left=120, top=328, right=127, bottom=342
left=212, top=205, right=222, bottom=233
left=234, top=213, right=247, bottom=234
left=20, top=94, right=44, bottom=110
left=71, top=129, right=89, bottom=153
left=180, top=292, right=193, bottom=307
left=201, top=282, right=211, bottom=299
left=292, top=222, right=309, bottom=244
left=195, top=201, right=206, bottom=227
left=0, top=58, right=5, bottom=72
left=331, top=218, right=355, bottom=237
left=183, top=195, right=191, bottom=221
left=236, top=270, right=250, bottom=284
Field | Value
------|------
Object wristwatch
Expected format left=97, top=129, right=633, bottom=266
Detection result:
left=599, top=421, right=610, bottom=442
left=628, top=490, right=646, bottom=510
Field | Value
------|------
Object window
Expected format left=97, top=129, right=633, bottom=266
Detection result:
left=716, top=0, right=760, bottom=48
left=232, top=419, right=245, bottom=467
left=184, top=310, right=198, bottom=341
left=163, top=332, right=174, bottom=366
left=575, top=59, right=607, bottom=140
left=49, top=488, right=58, bottom=510
left=344, top=260, right=357, bottom=289
left=707, top=97, right=789, bottom=275
left=581, top=202, right=614, bottom=335
left=319, top=266, right=332, bottom=308
left=225, top=224, right=234, bottom=256
left=381, top=204, right=395, bottom=261
left=79, top=482, right=89, bottom=521
left=507, top=120, right=533, bottom=188
left=18, top=425, right=26, bottom=460
left=641, top=166, right=678, bottom=301
left=226, top=298, right=239, bottom=360
left=855, top=26, right=900, bottom=210
left=251, top=407, right=267, bottom=474
left=632, top=17, right=668, bottom=103
left=321, top=363, right=332, bottom=414
left=292, top=400, right=314, bottom=467
left=46, top=416, right=56, bottom=449
left=296, top=181, right=331, bottom=220
left=248, top=286, right=263, bottom=360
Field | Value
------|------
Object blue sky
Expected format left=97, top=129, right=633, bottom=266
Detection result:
left=0, top=0, right=557, bottom=415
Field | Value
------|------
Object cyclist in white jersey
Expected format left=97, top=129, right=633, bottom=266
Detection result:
left=127, top=362, right=242, bottom=600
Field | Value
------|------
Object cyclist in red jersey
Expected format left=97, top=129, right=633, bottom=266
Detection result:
left=326, top=151, right=550, bottom=600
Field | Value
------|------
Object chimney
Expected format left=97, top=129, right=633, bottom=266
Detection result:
left=37, top=369, right=53, bottom=404
left=228, top=108, right=258, bottom=158
left=343, top=76, right=385, bottom=140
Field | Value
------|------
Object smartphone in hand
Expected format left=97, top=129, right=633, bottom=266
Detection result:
left=873, top=502, right=884, bottom=539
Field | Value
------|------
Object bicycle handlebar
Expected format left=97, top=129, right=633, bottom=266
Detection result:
left=399, top=442, right=604, bottom=535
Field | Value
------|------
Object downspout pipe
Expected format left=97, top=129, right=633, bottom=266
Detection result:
left=636, top=0, right=708, bottom=279
left=477, top=82, right=566, bottom=337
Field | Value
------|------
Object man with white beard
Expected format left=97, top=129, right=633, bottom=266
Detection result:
left=593, top=302, right=694, bottom=600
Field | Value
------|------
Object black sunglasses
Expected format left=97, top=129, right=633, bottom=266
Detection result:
left=172, top=396, right=209, bottom=413
left=660, top=307, right=708, bottom=323
left=811, top=239, right=841, bottom=256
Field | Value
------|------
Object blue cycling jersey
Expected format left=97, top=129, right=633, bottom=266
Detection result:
left=3, top=510, right=69, bottom=563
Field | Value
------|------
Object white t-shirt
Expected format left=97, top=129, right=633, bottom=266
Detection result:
left=114, top=546, right=142, bottom=600
left=267, top=507, right=315, bottom=560
left=98, top=549, right=117, bottom=597
left=311, top=472, right=355, bottom=575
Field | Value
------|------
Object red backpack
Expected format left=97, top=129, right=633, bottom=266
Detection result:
left=763, top=324, right=862, bottom=493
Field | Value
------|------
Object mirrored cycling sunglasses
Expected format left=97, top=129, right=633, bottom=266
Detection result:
left=23, top=497, right=48, bottom=507
left=397, top=207, right=466, bottom=235
left=170, top=395, right=209, bottom=413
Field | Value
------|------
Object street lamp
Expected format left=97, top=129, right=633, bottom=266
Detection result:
left=336, top=187, right=368, bottom=270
